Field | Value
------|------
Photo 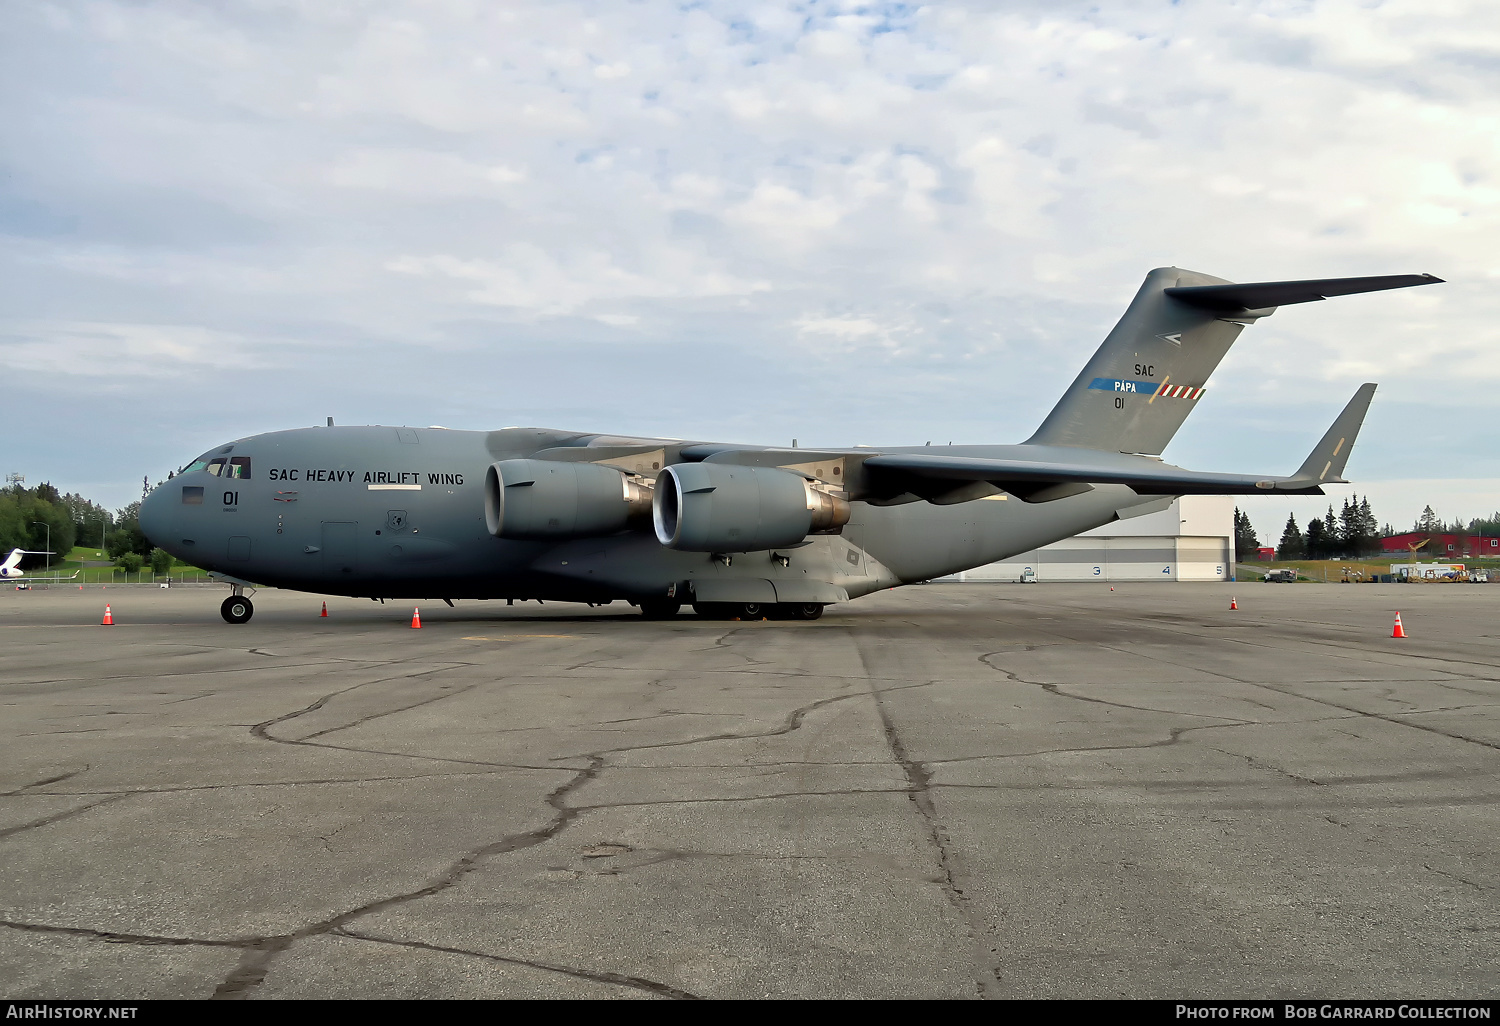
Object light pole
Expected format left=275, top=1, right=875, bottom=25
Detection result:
left=30, top=521, right=50, bottom=573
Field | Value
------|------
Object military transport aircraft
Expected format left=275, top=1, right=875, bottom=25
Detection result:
left=138, top=267, right=1440, bottom=624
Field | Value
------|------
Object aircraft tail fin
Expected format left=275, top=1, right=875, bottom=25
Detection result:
left=2, top=548, right=55, bottom=572
left=1024, top=268, right=1439, bottom=455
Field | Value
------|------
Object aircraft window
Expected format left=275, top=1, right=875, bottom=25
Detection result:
left=182, top=487, right=204, bottom=505
left=205, top=458, right=226, bottom=477
left=185, top=460, right=209, bottom=474
left=227, top=456, right=252, bottom=480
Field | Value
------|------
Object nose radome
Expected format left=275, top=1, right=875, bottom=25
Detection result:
left=138, top=485, right=170, bottom=549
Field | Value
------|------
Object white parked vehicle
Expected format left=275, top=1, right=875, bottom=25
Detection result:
left=1019, top=568, right=1038, bottom=584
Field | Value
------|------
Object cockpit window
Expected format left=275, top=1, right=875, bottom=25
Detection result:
left=227, top=456, right=252, bottom=480
left=205, top=458, right=227, bottom=477
left=185, top=459, right=209, bottom=474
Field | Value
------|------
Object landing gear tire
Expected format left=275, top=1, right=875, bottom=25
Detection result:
left=787, top=602, right=824, bottom=620
left=221, top=595, right=254, bottom=624
left=638, top=600, right=681, bottom=620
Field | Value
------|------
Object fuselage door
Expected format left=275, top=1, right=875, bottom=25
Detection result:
left=322, top=522, right=358, bottom=575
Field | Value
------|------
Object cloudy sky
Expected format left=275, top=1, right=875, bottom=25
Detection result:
left=2, top=0, right=1496, bottom=542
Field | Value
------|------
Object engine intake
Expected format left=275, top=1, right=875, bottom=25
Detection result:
left=653, top=463, right=850, bottom=552
left=485, top=459, right=652, bottom=540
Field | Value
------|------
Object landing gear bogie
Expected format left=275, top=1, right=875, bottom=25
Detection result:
left=693, top=601, right=823, bottom=621
left=638, top=600, right=682, bottom=620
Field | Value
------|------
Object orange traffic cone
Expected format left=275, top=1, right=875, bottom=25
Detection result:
left=1230, top=597, right=1238, bottom=610
left=411, top=607, right=422, bottom=629
left=102, top=604, right=113, bottom=626
left=320, top=602, right=328, bottom=618
left=1392, top=612, right=1406, bottom=638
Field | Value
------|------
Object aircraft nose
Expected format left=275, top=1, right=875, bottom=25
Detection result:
left=139, top=485, right=170, bottom=549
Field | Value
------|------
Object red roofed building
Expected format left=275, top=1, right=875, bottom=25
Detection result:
left=1382, top=532, right=1500, bottom=558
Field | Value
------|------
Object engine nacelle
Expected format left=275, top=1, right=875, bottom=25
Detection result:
left=485, top=459, right=652, bottom=540
left=653, top=463, right=850, bottom=552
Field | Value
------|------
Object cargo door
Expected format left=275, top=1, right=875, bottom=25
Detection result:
left=322, top=522, right=358, bottom=575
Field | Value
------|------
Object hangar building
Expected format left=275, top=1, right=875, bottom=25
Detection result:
left=947, top=494, right=1235, bottom=583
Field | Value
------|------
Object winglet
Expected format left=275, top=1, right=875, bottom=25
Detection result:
left=1291, top=383, right=1377, bottom=484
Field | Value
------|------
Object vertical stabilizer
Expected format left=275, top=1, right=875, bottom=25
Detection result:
left=1025, top=267, right=1250, bottom=454
left=1026, top=268, right=1440, bottom=455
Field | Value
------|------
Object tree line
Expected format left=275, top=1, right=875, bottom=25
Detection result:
left=1234, top=498, right=1500, bottom=562
left=0, top=483, right=165, bottom=573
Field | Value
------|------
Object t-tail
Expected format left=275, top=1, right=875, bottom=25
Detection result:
left=0, top=549, right=55, bottom=578
left=1025, top=268, right=1441, bottom=455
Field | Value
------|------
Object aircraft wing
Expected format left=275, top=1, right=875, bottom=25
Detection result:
left=863, top=453, right=1321, bottom=500
left=863, top=383, right=1377, bottom=504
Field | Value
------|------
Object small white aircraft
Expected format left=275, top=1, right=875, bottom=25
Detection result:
left=0, top=548, right=78, bottom=582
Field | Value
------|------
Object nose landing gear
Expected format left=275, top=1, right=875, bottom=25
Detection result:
left=221, top=594, right=254, bottom=624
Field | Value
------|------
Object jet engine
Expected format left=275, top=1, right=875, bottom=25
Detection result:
left=653, top=463, right=850, bottom=552
left=485, top=459, right=652, bottom=540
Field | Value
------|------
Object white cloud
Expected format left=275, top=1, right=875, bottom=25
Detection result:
left=1, top=322, right=262, bottom=378
left=386, top=244, right=769, bottom=315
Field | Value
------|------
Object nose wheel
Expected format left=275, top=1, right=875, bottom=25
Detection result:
left=221, top=595, right=254, bottom=624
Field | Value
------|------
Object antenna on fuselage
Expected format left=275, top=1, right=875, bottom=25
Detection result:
left=327, top=417, right=334, bottom=427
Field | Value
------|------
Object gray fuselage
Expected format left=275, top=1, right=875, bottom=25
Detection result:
left=139, top=425, right=1155, bottom=605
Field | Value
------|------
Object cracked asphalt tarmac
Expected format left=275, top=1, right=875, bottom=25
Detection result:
left=1, top=583, right=1496, bottom=999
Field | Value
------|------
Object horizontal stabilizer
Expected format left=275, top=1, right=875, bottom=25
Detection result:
left=1165, top=274, right=1442, bottom=312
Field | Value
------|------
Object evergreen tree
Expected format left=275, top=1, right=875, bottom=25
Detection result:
left=1336, top=495, right=1378, bottom=556
left=1306, top=517, right=1328, bottom=560
left=1233, top=507, right=1261, bottom=562
left=1469, top=511, right=1500, bottom=535
left=1278, top=514, right=1305, bottom=560
left=1338, top=498, right=1357, bottom=556
left=1415, top=505, right=1441, bottom=533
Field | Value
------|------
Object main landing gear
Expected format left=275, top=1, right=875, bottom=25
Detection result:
left=691, top=601, right=824, bottom=621
left=220, top=583, right=255, bottom=624
left=637, top=600, right=682, bottom=620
